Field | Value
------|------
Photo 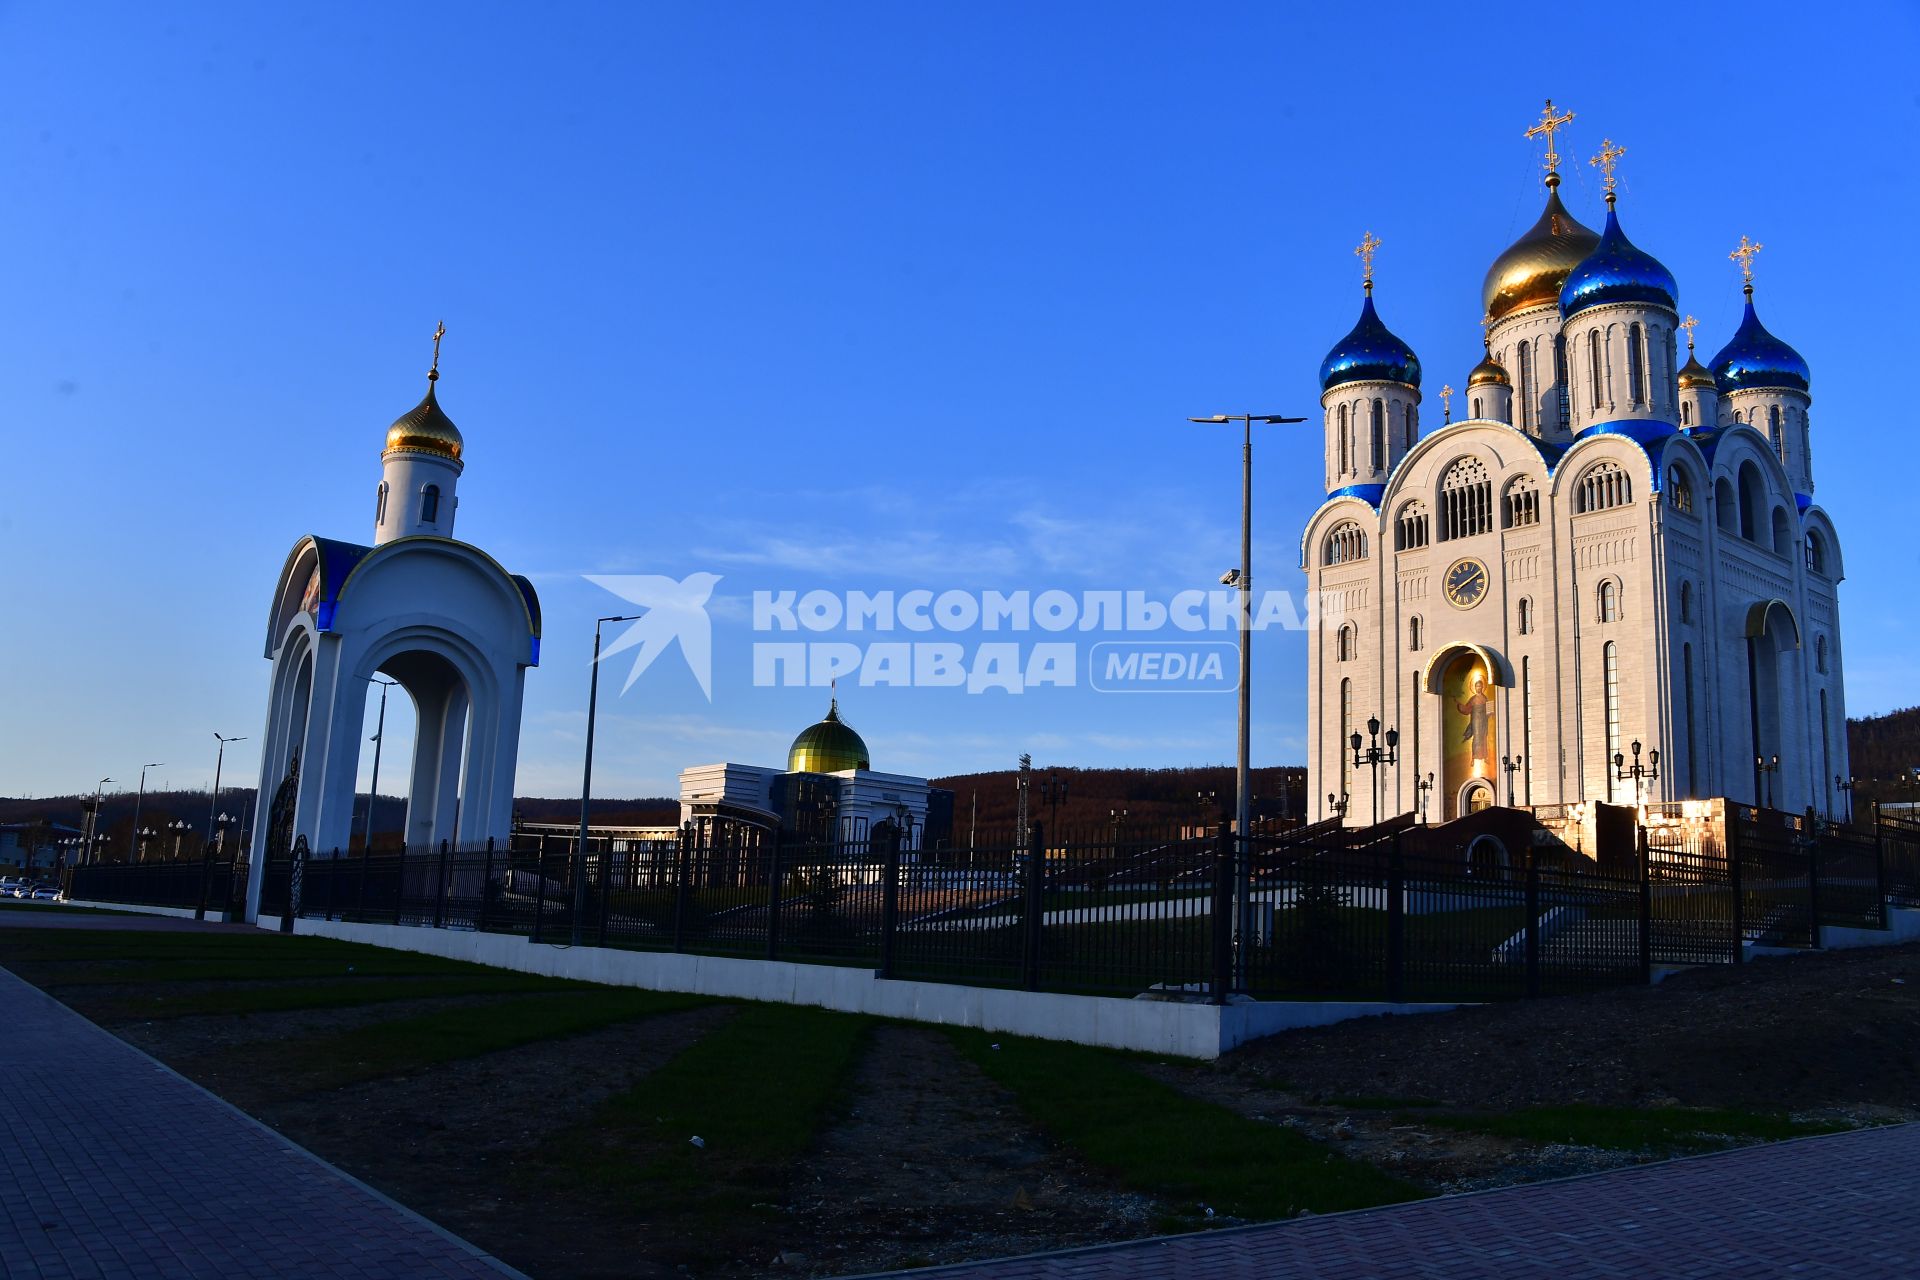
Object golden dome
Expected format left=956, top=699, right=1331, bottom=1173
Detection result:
left=383, top=380, right=464, bottom=464
left=1678, top=352, right=1716, bottom=391
left=1467, top=347, right=1510, bottom=388
left=787, top=700, right=870, bottom=774
left=1481, top=184, right=1601, bottom=323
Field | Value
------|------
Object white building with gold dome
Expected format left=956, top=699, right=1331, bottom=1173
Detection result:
left=1302, top=105, right=1847, bottom=826
left=678, top=699, right=947, bottom=849
left=245, top=334, right=541, bottom=916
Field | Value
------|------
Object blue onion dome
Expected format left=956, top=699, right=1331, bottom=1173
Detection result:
left=1482, top=185, right=1600, bottom=322
left=1559, top=203, right=1677, bottom=314
left=1709, top=289, right=1810, bottom=393
left=1319, top=291, right=1421, bottom=391
left=1467, top=341, right=1509, bottom=388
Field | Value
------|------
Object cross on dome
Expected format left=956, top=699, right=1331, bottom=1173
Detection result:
left=429, top=320, right=447, bottom=383
left=1730, top=235, right=1763, bottom=294
left=1590, top=138, right=1625, bottom=203
left=1524, top=99, right=1575, bottom=186
left=1355, top=232, right=1381, bottom=294
left=1679, top=314, right=1699, bottom=350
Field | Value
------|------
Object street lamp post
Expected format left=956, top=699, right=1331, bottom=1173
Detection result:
left=206, top=734, right=247, bottom=846
left=137, top=827, right=155, bottom=861
left=1755, top=753, right=1780, bottom=810
left=1501, top=755, right=1525, bottom=809
left=1327, top=792, right=1350, bottom=821
left=85, top=777, right=114, bottom=865
left=577, top=614, right=640, bottom=945
left=1613, top=740, right=1660, bottom=808
left=169, top=819, right=191, bottom=860
left=1188, top=411, right=1306, bottom=992
left=1039, top=773, right=1068, bottom=833
left=129, top=763, right=163, bottom=859
left=1348, top=717, right=1400, bottom=824
left=359, top=678, right=399, bottom=853
left=1834, top=775, right=1855, bottom=826
left=1417, top=772, right=1435, bottom=824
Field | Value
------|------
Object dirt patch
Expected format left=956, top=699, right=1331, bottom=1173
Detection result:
left=727, top=1025, right=1159, bottom=1278
left=109, top=991, right=516, bottom=1065
left=1217, top=943, right=1920, bottom=1118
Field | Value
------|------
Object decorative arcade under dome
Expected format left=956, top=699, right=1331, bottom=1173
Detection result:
left=246, top=326, right=541, bottom=921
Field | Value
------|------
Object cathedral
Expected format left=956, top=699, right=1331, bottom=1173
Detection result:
left=1302, top=104, right=1847, bottom=827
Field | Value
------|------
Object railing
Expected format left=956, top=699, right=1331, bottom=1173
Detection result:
left=66, top=808, right=1919, bottom=1006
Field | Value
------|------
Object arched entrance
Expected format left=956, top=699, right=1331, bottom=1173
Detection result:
left=1424, top=647, right=1505, bottom=821
left=1745, top=599, right=1799, bottom=808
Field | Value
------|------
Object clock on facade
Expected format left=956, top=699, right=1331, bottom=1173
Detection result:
left=1444, top=557, right=1489, bottom=609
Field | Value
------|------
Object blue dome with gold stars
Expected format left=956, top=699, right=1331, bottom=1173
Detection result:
left=1319, top=294, right=1421, bottom=391
left=1708, top=295, right=1809, bottom=393
left=1559, top=206, right=1677, bottom=315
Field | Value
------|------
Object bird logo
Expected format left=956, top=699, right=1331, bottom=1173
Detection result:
left=584, top=573, right=723, bottom=700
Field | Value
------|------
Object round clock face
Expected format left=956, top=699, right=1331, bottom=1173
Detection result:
left=1444, top=558, right=1490, bottom=609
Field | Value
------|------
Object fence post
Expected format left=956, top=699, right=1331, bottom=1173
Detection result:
left=1021, top=822, right=1045, bottom=992
left=765, top=832, right=786, bottom=962
left=879, top=824, right=902, bottom=979
left=433, top=840, right=450, bottom=929
left=1727, top=811, right=1745, bottom=965
left=532, top=847, right=549, bottom=944
left=392, top=845, right=407, bottom=926
left=672, top=825, right=692, bottom=952
left=479, top=838, right=495, bottom=933
left=325, top=848, right=340, bottom=922
left=597, top=837, right=612, bottom=949
left=1637, top=823, right=1653, bottom=984
left=1804, top=807, right=1822, bottom=948
left=1873, top=801, right=1889, bottom=929
left=1523, top=848, right=1541, bottom=998
left=280, top=841, right=305, bottom=934
left=194, top=848, right=214, bottom=923
left=1386, top=833, right=1406, bottom=1004
left=357, top=840, right=372, bottom=922
left=1211, top=825, right=1233, bottom=1005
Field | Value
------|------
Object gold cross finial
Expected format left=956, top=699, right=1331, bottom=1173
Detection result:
left=1729, top=236, right=1762, bottom=294
left=1355, top=232, right=1381, bottom=294
left=1440, top=384, right=1454, bottom=424
left=1524, top=98, right=1575, bottom=185
left=1590, top=138, right=1626, bottom=203
left=1679, top=314, right=1699, bottom=351
left=429, top=320, right=447, bottom=382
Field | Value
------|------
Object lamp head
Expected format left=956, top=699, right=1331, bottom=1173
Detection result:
left=1367, top=716, right=1381, bottom=738
left=1350, top=731, right=1364, bottom=752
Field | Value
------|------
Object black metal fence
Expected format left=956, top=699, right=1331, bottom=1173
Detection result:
left=65, top=806, right=1920, bottom=1006
left=65, top=855, right=243, bottom=920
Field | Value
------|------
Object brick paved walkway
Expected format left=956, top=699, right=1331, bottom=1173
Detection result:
left=0, top=964, right=524, bottom=1279
left=862, top=1121, right=1920, bottom=1279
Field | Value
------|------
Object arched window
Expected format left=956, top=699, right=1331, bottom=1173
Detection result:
left=1337, top=624, right=1356, bottom=662
left=421, top=484, right=440, bottom=523
left=375, top=481, right=388, bottom=526
left=1553, top=334, right=1569, bottom=427
left=1768, top=404, right=1783, bottom=462
left=1679, top=580, right=1692, bottom=624
left=1472, top=395, right=1483, bottom=419
left=1738, top=462, right=1763, bottom=540
left=1681, top=400, right=1693, bottom=427
left=1603, top=640, right=1622, bottom=799
left=1324, top=521, right=1368, bottom=566
left=1627, top=323, right=1646, bottom=405
left=1440, top=455, right=1493, bottom=540
left=1504, top=474, right=1540, bottom=528
left=1806, top=531, right=1828, bottom=574
left=1404, top=403, right=1416, bottom=450
left=1517, top=596, right=1533, bottom=635
left=1598, top=579, right=1619, bottom=624
left=1716, top=477, right=1738, bottom=534
left=1771, top=506, right=1793, bottom=555
left=1815, top=635, right=1828, bottom=674
left=1370, top=399, right=1385, bottom=471
left=1516, top=339, right=1533, bottom=430
left=1395, top=500, right=1430, bottom=551
left=1577, top=460, right=1632, bottom=513
left=1336, top=405, right=1349, bottom=475
left=1588, top=329, right=1603, bottom=411
left=1408, top=615, right=1422, bottom=651
left=1667, top=466, right=1694, bottom=513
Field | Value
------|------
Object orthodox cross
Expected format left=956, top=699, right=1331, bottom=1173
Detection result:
left=1590, top=138, right=1626, bottom=201
left=1440, top=384, right=1454, bottom=424
left=429, top=320, right=447, bottom=382
left=1679, top=314, right=1700, bottom=352
left=1355, top=232, right=1381, bottom=293
left=1524, top=99, right=1575, bottom=177
left=1729, top=236, right=1763, bottom=290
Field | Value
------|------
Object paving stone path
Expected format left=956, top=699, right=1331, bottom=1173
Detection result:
left=0, top=961, right=524, bottom=1279
left=859, top=1120, right=1920, bottom=1278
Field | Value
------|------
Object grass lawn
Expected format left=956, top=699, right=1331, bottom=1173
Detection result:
left=1414, top=1103, right=1851, bottom=1153
left=948, top=1028, right=1424, bottom=1222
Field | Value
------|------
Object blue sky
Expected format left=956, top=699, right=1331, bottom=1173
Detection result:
left=3, top=2, right=1916, bottom=801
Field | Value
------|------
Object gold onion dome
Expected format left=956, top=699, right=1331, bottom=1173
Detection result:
left=1467, top=344, right=1510, bottom=388
left=787, top=698, right=870, bottom=774
left=384, top=380, right=464, bottom=464
left=1678, top=350, right=1716, bottom=391
left=1481, top=183, right=1601, bottom=323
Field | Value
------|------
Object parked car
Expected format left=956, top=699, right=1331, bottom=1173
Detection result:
left=2, top=883, right=29, bottom=899
left=28, top=886, right=60, bottom=902
left=0, top=878, right=20, bottom=895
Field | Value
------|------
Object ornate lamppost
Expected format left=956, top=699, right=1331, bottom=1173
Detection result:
left=1417, top=772, right=1435, bottom=825
left=1348, top=717, right=1399, bottom=824
left=1327, top=792, right=1350, bottom=821
left=1755, top=754, right=1780, bottom=810
left=1501, top=755, right=1525, bottom=808
left=1613, top=740, right=1660, bottom=808
left=1834, top=774, right=1855, bottom=826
